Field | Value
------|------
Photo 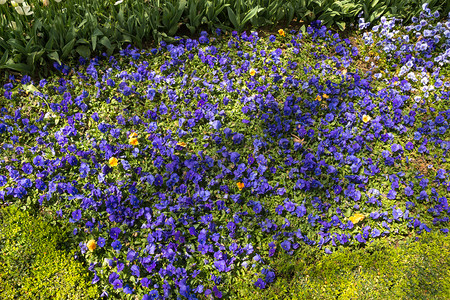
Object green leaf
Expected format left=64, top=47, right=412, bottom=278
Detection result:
left=27, top=51, right=44, bottom=70
left=227, top=7, right=238, bottom=28
left=241, top=6, right=262, bottom=26
left=47, top=51, right=61, bottom=65
left=336, top=21, right=346, bottom=31
left=65, top=26, right=76, bottom=44
left=0, top=63, right=32, bottom=73
left=44, top=37, right=55, bottom=51
left=76, top=45, right=91, bottom=58
left=92, top=35, right=97, bottom=51
left=99, top=36, right=112, bottom=50
left=7, top=39, right=27, bottom=55
left=23, top=83, right=40, bottom=94
left=61, top=39, right=76, bottom=59
left=0, top=51, right=9, bottom=65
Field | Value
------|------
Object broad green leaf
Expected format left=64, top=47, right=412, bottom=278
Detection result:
left=227, top=7, right=238, bottom=28
left=241, top=6, right=263, bottom=25
left=99, top=36, right=112, bottom=50
left=48, top=51, right=61, bottom=65
left=76, top=45, right=91, bottom=58
left=0, top=63, right=32, bottom=73
left=61, top=39, right=75, bottom=58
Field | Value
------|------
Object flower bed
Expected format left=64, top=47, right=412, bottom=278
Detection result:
left=0, top=6, right=449, bottom=299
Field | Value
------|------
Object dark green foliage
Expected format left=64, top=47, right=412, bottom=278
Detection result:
left=0, top=0, right=449, bottom=75
left=0, top=205, right=99, bottom=299
left=237, top=233, right=450, bottom=299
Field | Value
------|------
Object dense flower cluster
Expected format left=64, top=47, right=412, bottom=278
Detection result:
left=0, top=7, right=449, bottom=299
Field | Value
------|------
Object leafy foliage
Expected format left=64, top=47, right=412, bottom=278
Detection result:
left=246, top=232, right=450, bottom=299
left=0, top=0, right=449, bottom=74
left=0, top=205, right=99, bottom=299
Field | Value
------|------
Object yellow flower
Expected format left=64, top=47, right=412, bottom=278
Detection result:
left=109, top=157, right=118, bottom=167
left=87, top=239, right=97, bottom=251
left=278, top=29, right=285, bottom=37
left=249, top=68, right=256, bottom=76
left=315, top=95, right=322, bottom=101
left=177, top=142, right=187, bottom=148
left=362, top=115, right=372, bottom=123
left=322, top=94, right=329, bottom=99
left=237, top=182, right=244, bottom=191
left=349, top=213, right=365, bottom=224
left=128, top=132, right=138, bottom=138
left=129, top=137, right=139, bottom=146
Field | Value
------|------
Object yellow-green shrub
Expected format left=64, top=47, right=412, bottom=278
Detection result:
left=0, top=205, right=98, bottom=299
left=235, top=233, right=450, bottom=300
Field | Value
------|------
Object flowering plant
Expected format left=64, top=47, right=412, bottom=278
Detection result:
left=0, top=6, right=449, bottom=298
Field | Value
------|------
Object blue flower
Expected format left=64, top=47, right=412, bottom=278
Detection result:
left=280, top=240, right=291, bottom=251
left=325, top=113, right=334, bottom=122
left=254, top=278, right=266, bottom=289
left=112, top=240, right=122, bottom=251
left=71, top=210, right=82, bottom=222
left=123, top=284, right=134, bottom=294
left=355, top=233, right=366, bottom=243
left=371, top=228, right=381, bottom=238
left=21, top=163, right=33, bottom=175
left=392, top=207, right=403, bottom=220
left=405, top=142, right=414, bottom=150
left=0, top=175, right=7, bottom=187
left=232, top=133, right=244, bottom=144
left=33, top=155, right=44, bottom=166
left=97, top=237, right=105, bottom=247
left=214, top=260, right=229, bottom=272
left=110, top=227, right=121, bottom=240
left=417, top=190, right=428, bottom=200
left=112, top=278, right=123, bottom=289
left=405, top=186, right=414, bottom=196
left=387, top=189, right=397, bottom=200
left=229, top=152, right=240, bottom=164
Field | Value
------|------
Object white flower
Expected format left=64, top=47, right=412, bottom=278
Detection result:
left=15, top=4, right=33, bottom=16
left=54, top=0, right=62, bottom=2
left=44, top=112, right=56, bottom=119
left=11, top=1, right=19, bottom=6
left=9, top=21, right=17, bottom=30
left=15, top=0, right=24, bottom=3
left=114, top=0, right=123, bottom=5
left=0, top=0, right=7, bottom=5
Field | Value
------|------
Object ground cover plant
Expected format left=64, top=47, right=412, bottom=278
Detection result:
left=0, top=4, right=449, bottom=299
left=248, top=232, right=450, bottom=299
left=0, top=205, right=99, bottom=299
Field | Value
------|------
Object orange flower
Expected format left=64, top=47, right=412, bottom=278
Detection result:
left=129, top=137, right=139, bottom=146
left=109, top=157, right=118, bottom=167
left=278, top=29, right=285, bottom=37
left=87, top=239, right=97, bottom=251
left=237, top=182, right=244, bottom=191
left=177, top=142, right=187, bottom=148
left=362, top=115, right=372, bottom=123
left=249, top=68, right=256, bottom=76
left=129, top=132, right=138, bottom=138
left=349, top=213, right=365, bottom=224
